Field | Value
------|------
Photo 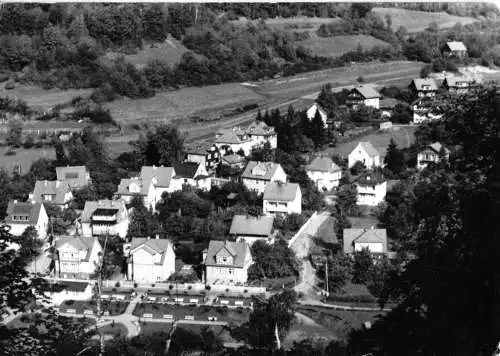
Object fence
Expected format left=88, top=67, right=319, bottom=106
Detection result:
left=288, top=211, right=318, bottom=248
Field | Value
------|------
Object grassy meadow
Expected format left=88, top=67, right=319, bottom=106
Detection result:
left=0, top=147, right=55, bottom=175
left=297, top=34, right=389, bottom=58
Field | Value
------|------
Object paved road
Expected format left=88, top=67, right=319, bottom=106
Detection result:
left=297, top=299, right=392, bottom=312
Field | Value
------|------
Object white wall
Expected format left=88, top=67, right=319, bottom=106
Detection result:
left=356, top=182, right=387, bottom=206
left=307, top=170, right=341, bottom=191
left=306, top=104, right=328, bottom=127
left=355, top=242, right=384, bottom=253
left=130, top=244, right=175, bottom=282
left=263, top=187, right=302, bottom=215
left=364, top=98, right=380, bottom=109
left=348, top=145, right=381, bottom=169
left=206, top=266, right=248, bottom=284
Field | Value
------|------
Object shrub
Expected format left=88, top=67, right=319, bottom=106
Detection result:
left=151, top=284, right=155, bottom=287
left=115, top=282, right=120, bottom=288
left=5, top=149, right=16, bottom=156
left=5, top=80, right=15, bottom=90
left=188, top=285, right=192, bottom=290
left=112, top=288, right=117, bottom=292
left=205, top=285, right=211, bottom=291
left=357, top=76, right=365, bottom=83
left=133, top=283, right=138, bottom=288
left=225, top=288, right=230, bottom=293
left=65, top=300, right=75, bottom=305
left=243, top=289, right=248, bottom=293
left=169, top=285, right=174, bottom=290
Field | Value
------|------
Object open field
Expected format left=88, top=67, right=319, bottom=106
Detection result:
left=372, top=7, right=477, bottom=33
left=297, top=35, right=388, bottom=58
left=0, top=147, right=55, bottom=174
left=232, top=16, right=339, bottom=31
left=322, top=125, right=418, bottom=160
left=0, top=83, right=93, bottom=111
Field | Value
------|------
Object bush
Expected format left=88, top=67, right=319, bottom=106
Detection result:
left=188, top=285, right=192, bottom=290
left=115, top=282, right=120, bottom=288
left=5, top=149, right=16, bottom=156
left=357, top=76, right=365, bottom=83
left=205, top=285, right=211, bottom=291
left=4, top=80, right=15, bottom=90
left=134, top=283, right=138, bottom=288
left=169, top=285, right=174, bottom=290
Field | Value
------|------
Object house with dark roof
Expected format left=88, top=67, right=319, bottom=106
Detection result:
left=173, top=162, right=211, bottom=191
left=203, top=240, right=253, bottom=285
left=306, top=103, right=328, bottom=128
left=241, top=161, right=287, bottom=195
left=347, top=86, right=381, bottom=109
left=127, top=237, right=176, bottom=282
left=245, top=121, right=278, bottom=149
left=263, top=182, right=302, bottom=215
left=5, top=201, right=49, bottom=239
left=343, top=228, right=388, bottom=255
left=221, top=154, right=246, bottom=169
left=348, top=142, right=382, bottom=169
left=417, top=142, right=450, bottom=170
left=115, top=177, right=156, bottom=210
left=56, top=166, right=91, bottom=189
left=29, top=180, right=73, bottom=209
left=185, top=141, right=221, bottom=172
left=215, top=127, right=254, bottom=156
left=409, top=78, right=438, bottom=97
left=355, top=172, right=387, bottom=206
left=411, top=97, right=444, bottom=124
left=229, top=215, right=275, bottom=246
left=442, top=76, right=475, bottom=94
left=81, top=199, right=129, bottom=239
left=54, top=236, right=102, bottom=279
left=306, top=156, right=342, bottom=191
left=442, top=41, right=467, bottom=57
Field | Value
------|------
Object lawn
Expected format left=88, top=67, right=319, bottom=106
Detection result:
left=297, top=34, right=389, bottom=58
left=0, top=83, right=93, bottom=111
left=347, top=216, right=380, bottom=229
left=372, top=7, right=477, bottom=33
left=231, top=16, right=339, bottom=31
left=59, top=299, right=129, bottom=316
left=0, top=146, right=55, bottom=175
left=99, top=322, right=128, bottom=338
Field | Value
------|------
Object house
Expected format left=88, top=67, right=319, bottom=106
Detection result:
left=306, top=103, right=328, bottom=127
left=173, top=162, right=211, bottom=191
left=203, top=240, right=253, bottom=285
left=140, top=166, right=181, bottom=203
left=54, top=236, right=102, bottom=279
left=56, top=166, right=91, bottom=189
left=221, top=154, right=246, bottom=169
left=442, top=41, right=467, bottom=57
left=245, top=121, right=278, bottom=149
left=81, top=199, right=129, bottom=239
left=263, top=182, right=302, bottom=215
left=229, top=215, right=275, bottom=246
left=417, top=142, right=450, bottom=170
left=355, top=172, right=387, bottom=206
left=185, top=142, right=221, bottom=172
left=348, top=142, right=381, bottom=169
left=306, top=156, right=342, bottom=191
left=409, top=78, right=438, bottom=97
left=215, top=127, right=254, bottom=156
left=127, top=237, right=176, bottom=282
left=412, top=97, right=443, bottom=124
left=5, top=201, right=49, bottom=239
left=442, top=76, right=475, bottom=94
left=347, top=86, right=381, bottom=109
left=379, top=121, right=393, bottom=131
left=241, top=161, right=287, bottom=195
left=115, top=177, right=156, bottom=210
left=29, top=180, right=73, bottom=209
left=43, top=281, right=93, bottom=305
left=343, top=228, right=388, bottom=255
left=379, top=98, right=398, bottom=118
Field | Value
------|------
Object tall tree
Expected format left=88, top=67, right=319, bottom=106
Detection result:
left=384, top=139, right=406, bottom=175
left=136, top=124, right=185, bottom=166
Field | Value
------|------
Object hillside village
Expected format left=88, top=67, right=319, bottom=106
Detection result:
left=0, top=3, right=500, bottom=356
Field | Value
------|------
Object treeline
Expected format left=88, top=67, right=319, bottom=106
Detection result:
left=377, top=2, right=499, bottom=18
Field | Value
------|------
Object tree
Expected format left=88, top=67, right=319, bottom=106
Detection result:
left=135, top=124, right=185, bottom=166
left=127, top=195, right=160, bottom=238
left=310, top=110, right=328, bottom=149
left=248, top=239, right=299, bottom=280
left=316, top=83, right=337, bottom=114
left=384, top=139, right=406, bottom=175
left=6, top=119, right=22, bottom=147
left=17, top=226, right=42, bottom=260
left=317, top=252, right=352, bottom=293
left=97, top=235, right=125, bottom=279
left=336, top=183, right=358, bottom=216
left=352, top=248, right=373, bottom=284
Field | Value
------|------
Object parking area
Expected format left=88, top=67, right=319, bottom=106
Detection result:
left=57, top=300, right=129, bottom=316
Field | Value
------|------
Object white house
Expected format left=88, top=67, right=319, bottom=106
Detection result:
left=355, top=172, right=387, bottom=206
left=56, top=165, right=91, bottom=189
left=54, top=236, right=102, bottom=279
left=409, top=78, right=438, bottom=97
left=442, top=41, right=467, bottom=57
left=442, top=76, right=475, bottom=94
left=140, top=166, right=181, bottom=203
left=306, top=103, right=328, bottom=127
left=417, top=142, right=450, bottom=170
left=127, top=237, right=176, bottom=283
left=229, top=215, right=275, bottom=246
left=43, top=281, right=93, bottom=306
left=245, top=121, right=278, bottom=149
left=241, top=161, right=287, bottom=195
left=412, top=97, right=444, bottom=124
left=263, top=182, right=302, bottom=215
left=5, top=201, right=48, bottom=239
left=29, top=180, right=73, bottom=210
left=203, top=240, right=253, bottom=285
left=185, top=142, right=221, bottom=172
left=115, top=177, right=156, bottom=210
left=215, top=127, right=255, bottom=156
left=173, top=162, right=211, bottom=191
left=306, top=156, right=342, bottom=191
left=347, top=86, right=381, bottom=110
left=343, top=228, right=388, bottom=255
left=81, top=199, right=129, bottom=239
left=348, top=142, right=381, bottom=169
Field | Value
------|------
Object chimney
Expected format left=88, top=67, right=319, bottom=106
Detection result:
left=156, top=234, right=159, bottom=239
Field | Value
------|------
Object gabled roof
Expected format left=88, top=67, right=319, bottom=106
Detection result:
left=56, top=166, right=89, bottom=188
left=343, top=228, right=387, bottom=253
left=306, top=156, right=341, bottom=173
left=185, top=141, right=217, bottom=155
left=5, top=201, right=44, bottom=225
left=446, top=41, right=467, bottom=52
left=411, top=78, right=438, bottom=91
left=173, top=162, right=200, bottom=179
left=222, top=154, right=245, bottom=165
left=308, top=103, right=327, bottom=117
left=55, top=236, right=99, bottom=262
left=229, top=215, right=274, bottom=237
left=443, top=76, right=474, bottom=87
left=241, top=161, right=282, bottom=181
left=130, top=237, right=173, bottom=265
left=140, top=166, right=176, bottom=188
left=81, top=199, right=126, bottom=223
left=355, top=172, right=386, bottom=186
left=263, top=182, right=300, bottom=202
left=215, top=130, right=250, bottom=144
left=204, top=240, right=250, bottom=268
left=116, top=177, right=151, bottom=197
left=427, top=142, right=450, bottom=155
left=245, top=121, right=276, bottom=136
left=32, top=180, right=72, bottom=205
left=351, top=86, right=381, bottom=99
left=353, top=141, right=380, bottom=158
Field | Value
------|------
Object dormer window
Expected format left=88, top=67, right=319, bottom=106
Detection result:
left=129, top=183, right=140, bottom=193
left=43, top=194, right=53, bottom=201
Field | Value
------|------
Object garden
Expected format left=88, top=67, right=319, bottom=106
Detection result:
left=58, top=299, right=129, bottom=316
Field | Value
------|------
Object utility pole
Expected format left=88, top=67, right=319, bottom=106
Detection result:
left=96, top=234, right=110, bottom=356
left=325, top=258, right=329, bottom=297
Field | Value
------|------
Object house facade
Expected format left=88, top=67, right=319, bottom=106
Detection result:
left=173, top=162, right=211, bottom=191
left=140, top=166, right=181, bottom=203
left=263, top=182, right=302, bottom=215
left=127, top=237, right=176, bottom=282
left=229, top=215, right=275, bottom=246
left=241, top=161, right=287, bottom=195
left=306, top=156, right=342, bottom=191
left=81, top=199, right=129, bottom=239
left=185, top=142, right=221, bottom=172
left=43, top=282, right=93, bottom=305
left=343, top=228, right=388, bottom=255
left=409, top=78, right=438, bottom=97
left=5, top=201, right=49, bottom=239
left=204, top=240, right=253, bottom=285
left=306, top=103, right=328, bottom=127
left=412, top=98, right=443, bottom=124
left=346, top=86, right=381, bottom=110
left=348, top=141, right=381, bottom=169
left=355, top=172, right=387, bottom=206
left=417, top=142, right=450, bottom=170
left=30, top=180, right=73, bottom=209
left=54, top=236, right=102, bottom=279
left=245, top=121, right=278, bottom=149
left=221, top=154, right=246, bottom=169
left=56, top=166, right=91, bottom=189
left=442, top=41, right=467, bottom=57
left=442, top=76, right=475, bottom=94
left=115, top=177, right=156, bottom=210
left=215, top=128, right=254, bottom=156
